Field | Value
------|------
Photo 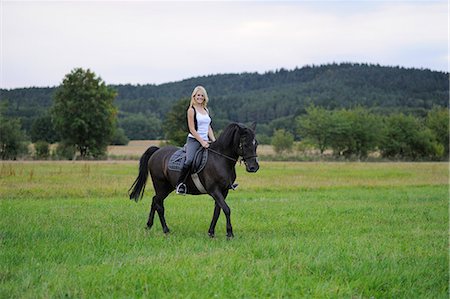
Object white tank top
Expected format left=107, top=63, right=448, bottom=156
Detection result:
left=188, top=110, right=211, bottom=141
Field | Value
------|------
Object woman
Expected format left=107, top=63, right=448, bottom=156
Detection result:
left=176, top=86, right=216, bottom=194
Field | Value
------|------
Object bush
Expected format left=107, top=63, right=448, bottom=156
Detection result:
left=111, top=127, right=129, bottom=145
left=272, top=129, right=294, bottom=154
left=256, top=133, right=271, bottom=145
left=34, top=141, right=50, bottom=159
left=297, top=140, right=315, bottom=154
left=55, top=142, right=77, bottom=160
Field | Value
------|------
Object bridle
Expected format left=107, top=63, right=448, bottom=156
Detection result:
left=238, top=135, right=258, bottom=164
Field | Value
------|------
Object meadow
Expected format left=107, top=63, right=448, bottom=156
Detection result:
left=0, top=160, right=448, bottom=298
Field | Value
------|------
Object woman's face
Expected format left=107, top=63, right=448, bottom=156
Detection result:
left=194, top=91, right=205, bottom=104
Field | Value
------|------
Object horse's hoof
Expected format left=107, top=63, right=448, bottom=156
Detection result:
left=208, top=232, right=215, bottom=238
left=226, top=233, right=234, bottom=240
left=163, top=228, right=170, bottom=235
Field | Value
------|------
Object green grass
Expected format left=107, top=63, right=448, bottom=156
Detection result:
left=0, top=161, right=448, bottom=298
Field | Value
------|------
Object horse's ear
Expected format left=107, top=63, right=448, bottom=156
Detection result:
left=250, top=122, right=257, bottom=132
left=236, top=123, right=246, bottom=131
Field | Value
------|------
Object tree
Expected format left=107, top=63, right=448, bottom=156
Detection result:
left=163, top=98, right=190, bottom=146
left=348, top=108, right=381, bottom=158
left=329, top=107, right=380, bottom=159
left=51, top=68, right=117, bottom=158
left=0, top=115, right=28, bottom=160
left=271, top=129, right=294, bottom=154
left=426, top=107, right=449, bottom=158
left=328, top=109, right=353, bottom=157
left=297, top=106, right=333, bottom=154
left=120, top=113, right=162, bottom=140
left=379, top=113, right=439, bottom=160
left=30, top=114, right=58, bottom=143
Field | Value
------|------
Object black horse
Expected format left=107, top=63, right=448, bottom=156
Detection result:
left=128, top=122, right=259, bottom=238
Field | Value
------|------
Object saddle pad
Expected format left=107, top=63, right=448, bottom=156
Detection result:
left=168, top=148, right=186, bottom=172
left=168, top=148, right=208, bottom=174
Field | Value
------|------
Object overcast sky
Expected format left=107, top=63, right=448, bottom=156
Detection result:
left=1, top=0, right=447, bottom=89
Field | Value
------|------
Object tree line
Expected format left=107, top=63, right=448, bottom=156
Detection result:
left=1, top=63, right=448, bottom=141
left=161, top=98, right=449, bottom=161
left=294, top=105, right=449, bottom=160
left=0, top=65, right=448, bottom=160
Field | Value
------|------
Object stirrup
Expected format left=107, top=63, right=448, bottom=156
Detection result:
left=230, top=183, right=239, bottom=190
left=176, top=183, right=187, bottom=195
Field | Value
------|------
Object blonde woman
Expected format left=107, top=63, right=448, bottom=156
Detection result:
left=176, top=86, right=216, bottom=194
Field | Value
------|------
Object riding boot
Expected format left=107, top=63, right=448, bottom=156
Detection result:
left=176, top=165, right=190, bottom=194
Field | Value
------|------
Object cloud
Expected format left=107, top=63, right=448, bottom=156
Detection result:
left=1, top=1, right=447, bottom=88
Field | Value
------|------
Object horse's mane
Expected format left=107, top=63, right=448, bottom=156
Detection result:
left=214, top=123, right=241, bottom=148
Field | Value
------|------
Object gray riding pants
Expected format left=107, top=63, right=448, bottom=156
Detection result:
left=184, top=137, right=202, bottom=167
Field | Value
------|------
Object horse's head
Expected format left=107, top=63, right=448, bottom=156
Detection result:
left=238, top=122, right=259, bottom=173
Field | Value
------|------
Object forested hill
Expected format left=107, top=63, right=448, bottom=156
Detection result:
left=1, top=63, right=448, bottom=135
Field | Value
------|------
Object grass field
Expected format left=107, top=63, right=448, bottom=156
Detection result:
left=0, top=161, right=448, bottom=298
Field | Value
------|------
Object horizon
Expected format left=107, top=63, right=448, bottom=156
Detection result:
left=1, top=61, right=447, bottom=91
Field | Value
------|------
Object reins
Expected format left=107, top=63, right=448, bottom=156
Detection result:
left=207, top=142, right=258, bottom=164
left=207, top=148, right=238, bottom=162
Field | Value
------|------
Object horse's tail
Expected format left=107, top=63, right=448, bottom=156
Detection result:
left=128, top=146, right=159, bottom=202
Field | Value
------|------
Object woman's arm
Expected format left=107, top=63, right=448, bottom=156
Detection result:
left=208, top=126, right=216, bottom=142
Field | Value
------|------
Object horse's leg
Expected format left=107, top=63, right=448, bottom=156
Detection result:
left=147, top=199, right=156, bottom=229
left=211, top=190, right=233, bottom=238
left=147, top=195, right=161, bottom=229
left=208, top=203, right=221, bottom=238
left=147, top=183, right=172, bottom=234
left=155, top=197, right=170, bottom=234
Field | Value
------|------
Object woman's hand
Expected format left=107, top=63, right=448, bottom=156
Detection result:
left=201, top=140, right=210, bottom=148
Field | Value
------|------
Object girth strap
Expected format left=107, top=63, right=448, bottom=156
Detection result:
left=191, top=173, right=207, bottom=194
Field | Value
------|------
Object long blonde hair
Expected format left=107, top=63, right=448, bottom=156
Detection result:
left=189, top=86, right=209, bottom=108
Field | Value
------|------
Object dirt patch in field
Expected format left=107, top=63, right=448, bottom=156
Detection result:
left=108, top=140, right=162, bottom=157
